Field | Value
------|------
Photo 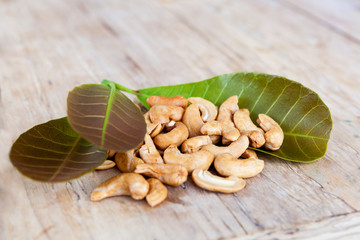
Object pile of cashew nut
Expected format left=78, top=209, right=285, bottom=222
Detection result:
left=91, top=95, right=284, bottom=207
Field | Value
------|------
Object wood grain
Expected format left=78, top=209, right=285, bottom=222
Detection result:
left=1, top=0, right=359, bottom=239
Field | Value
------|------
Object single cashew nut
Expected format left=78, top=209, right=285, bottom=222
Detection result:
left=144, top=112, right=164, bottom=137
left=202, top=135, right=249, bottom=158
left=154, top=122, right=189, bottom=150
left=146, top=178, right=168, bottom=207
left=257, top=114, right=284, bottom=151
left=115, top=150, right=144, bottom=172
left=147, top=95, right=188, bottom=108
left=163, top=145, right=214, bottom=173
left=214, top=153, right=264, bottom=178
left=181, top=135, right=212, bottom=153
left=216, top=96, right=239, bottom=126
left=188, top=97, right=218, bottom=122
left=234, top=109, right=265, bottom=148
left=134, top=163, right=188, bottom=187
left=107, top=149, right=116, bottom=158
left=192, top=168, right=246, bottom=193
left=96, top=160, right=116, bottom=170
left=91, top=173, right=149, bottom=201
left=149, top=105, right=184, bottom=124
left=139, top=134, right=164, bottom=164
left=201, top=120, right=240, bottom=142
left=182, top=103, right=204, bottom=137
left=241, top=149, right=258, bottom=159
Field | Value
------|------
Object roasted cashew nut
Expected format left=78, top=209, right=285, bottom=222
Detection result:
left=192, top=168, right=246, bottom=193
left=147, top=95, right=188, bottom=108
left=134, top=163, right=188, bottom=187
left=107, top=149, right=116, bottom=158
left=163, top=145, right=214, bottom=173
left=202, top=135, right=249, bottom=158
left=154, top=122, right=189, bottom=150
left=95, top=160, right=116, bottom=170
left=91, top=173, right=149, bottom=201
left=149, top=105, right=184, bottom=124
left=115, top=150, right=144, bottom=172
left=241, top=149, right=258, bottom=159
left=146, top=178, right=168, bottom=207
left=214, top=153, right=264, bottom=178
left=181, top=135, right=212, bottom=153
left=144, top=112, right=164, bottom=137
left=182, top=103, right=204, bottom=137
left=188, top=97, right=218, bottom=122
left=200, top=120, right=240, bottom=142
left=257, top=114, right=284, bottom=151
left=139, top=134, right=164, bottom=164
left=216, top=95, right=239, bottom=127
left=234, top=109, right=265, bottom=148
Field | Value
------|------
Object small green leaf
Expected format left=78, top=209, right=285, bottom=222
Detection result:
left=9, top=117, right=107, bottom=182
left=67, top=83, right=146, bottom=152
left=136, top=72, right=332, bottom=162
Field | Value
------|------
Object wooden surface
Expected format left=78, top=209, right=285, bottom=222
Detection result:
left=1, top=0, right=360, bottom=239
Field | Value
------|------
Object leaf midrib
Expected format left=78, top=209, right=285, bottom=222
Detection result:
left=101, top=84, right=116, bottom=147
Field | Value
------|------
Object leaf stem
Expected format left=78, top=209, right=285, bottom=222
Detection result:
left=101, top=80, right=143, bottom=97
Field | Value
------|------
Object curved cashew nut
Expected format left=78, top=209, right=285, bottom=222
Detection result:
left=134, top=163, right=188, bottom=187
left=96, top=160, right=116, bottom=170
left=188, top=97, right=218, bottom=122
left=154, top=122, right=189, bottom=150
left=149, top=105, right=184, bottom=124
left=202, top=135, right=249, bottom=158
left=163, top=145, right=214, bottom=173
left=257, top=114, right=284, bottom=150
left=216, top=96, right=239, bottom=126
left=192, top=169, right=246, bottom=193
left=241, top=149, right=258, bottom=159
left=147, top=95, right=188, bottom=108
left=91, top=173, right=149, bottom=201
left=144, top=112, right=164, bottom=137
left=181, top=135, right=212, bottom=153
left=201, top=120, right=240, bottom=142
left=115, top=150, right=144, bottom=172
left=182, top=103, right=204, bottom=137
left=139, top=134, right=164, bottom=164
left=214, top=153, right=264, bottom=178
left=234, top=109, right=265, bottom=148
left=146, top=178, right=168, bottom=207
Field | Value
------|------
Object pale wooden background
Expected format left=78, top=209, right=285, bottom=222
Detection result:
left=1, top=0, right=360, bottom=239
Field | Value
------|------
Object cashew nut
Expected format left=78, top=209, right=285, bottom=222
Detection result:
left=181, top=135, right=212, bottom=153
left=182, top=103, right=204, bottom=137
left=149, top=105, right=184, bottom=124
left=95, top=160, right=116, bottom=170
left=115, top=150, right=144, bottom=173
left=188, top=97, right=218, bottom=122
left=147, top=95, right=188, bottom=108
left=241, top=149, right=258, bottom=159
left=202, top=135, right=249, bottom=158
left=107, top=149, right=116, bottom=158
left=209, top=135, right=221, bottom=144
left=144, top=112, right=164, bottom=137
left=234, top=109, right=265, bottom=148
left=257, top=114, right=284, bottom=150
left=154, top=122, right=189, bottom=150
left=214, top=153, right=264, bottom=178
left=216, top=95, right=239, bottom=126
left=139, top=134, right=164, bottom=164
left=201, top=120, right=240, bottom=142
left=163, top=145, right=214, bottom=173
left=91, top=173, right=149, bottom=201
left=192, top=168, right=246, bottom=193
left=146, top=178, right=168, bottom=207
left=134, top=163, right=188, bottom=187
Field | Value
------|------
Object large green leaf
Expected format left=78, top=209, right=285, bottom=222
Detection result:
left=135, top=72, right=332, bottom=162
left=67, top=83, right=146, bottom=152
left=9, top=117, right=107, bottom=182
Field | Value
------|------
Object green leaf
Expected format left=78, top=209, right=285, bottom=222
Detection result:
left=136, top=72, right=332, bottom=163
left=67, top=83, right=146, bottom=152
left=9, top=117, right=107, bottom=182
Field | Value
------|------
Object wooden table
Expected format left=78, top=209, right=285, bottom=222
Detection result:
left=1, top=0, right=359, bottom=239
